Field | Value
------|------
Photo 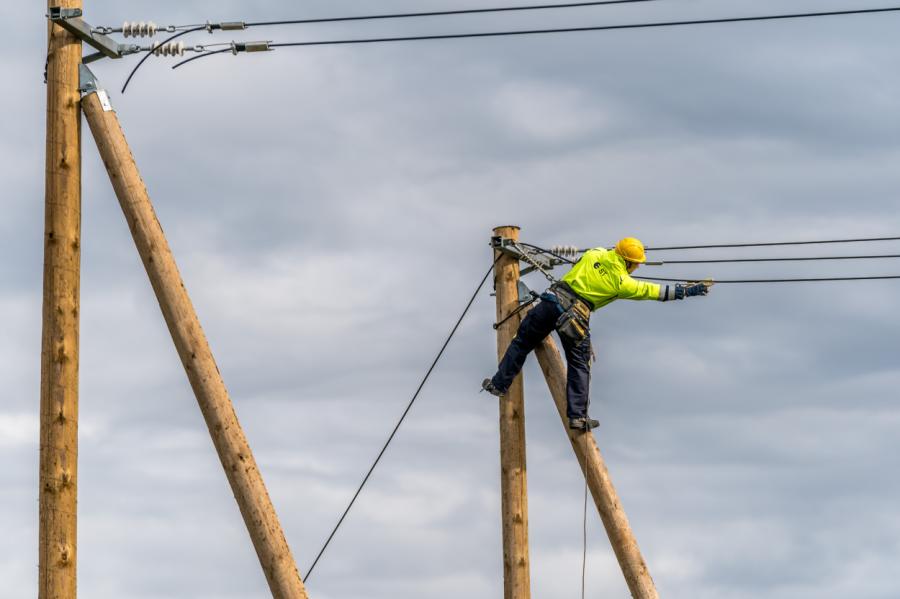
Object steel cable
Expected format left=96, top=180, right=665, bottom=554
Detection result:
left=638, top=275, right=900, bottom=283
left=517, top=244, right=900, bottom=283
left=122, top=25, right=207, bottom=92
left=521, top=243, right=900, bottom=264
left=172, top=6, right=900, bottom=70
left=303, top=257, right=499, bottom=582
left=245, top=0, right=671, bottom=28
left=647, top=235, right=900, bottom=251
left=660, top=254, right=900, bottom=264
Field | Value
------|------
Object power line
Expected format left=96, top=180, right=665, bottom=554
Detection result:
left=122, top=25, right=207, bottom=92
left=660, top=254, right=900, bottom=264
left=303, top=258, right=498, bottom=583
left=530, top=237, right=900, bottom=257
left=173, top=47, right=232, bottom=69
left=638, top=275, right=900, bottom=284
left=513, top=244, right=900, bottom=282
left=124, top=0, right=669, bottom=90
left=647, top=235, right=900, bottom=251
left=522, top=243, right=900, bottom=265
left=173, top=6, right=900, bottom=69
left=246, top=0, right=671, bottom=28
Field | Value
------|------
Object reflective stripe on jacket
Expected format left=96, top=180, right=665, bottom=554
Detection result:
left=560, top=247, right=661, bottom=310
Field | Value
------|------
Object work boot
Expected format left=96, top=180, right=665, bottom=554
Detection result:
left=568, top=417, right=599, bottom=431
left=481, top=378, right=504, bottom=397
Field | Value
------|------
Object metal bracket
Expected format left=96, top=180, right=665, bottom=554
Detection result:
left=48, top=7, right=132, bottom=61
left=48, top=7, right=82, bottom=19
left=520, top=265, right=548, bottom=277
left=83, top=44, right=142, bottom=65
left=79, top=64, right=113, bottom=111
left=517, top=281, right=539, bottom=304
left=490, top=236, right=559, bottom=276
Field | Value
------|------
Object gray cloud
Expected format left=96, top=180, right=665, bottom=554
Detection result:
left=4, top=0, right=900, bottom=597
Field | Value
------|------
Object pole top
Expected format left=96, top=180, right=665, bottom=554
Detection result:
left=493, top=225, right=520, bottom=234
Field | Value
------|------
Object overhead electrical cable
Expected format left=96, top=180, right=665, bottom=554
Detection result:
left=244, top=0, right=671, bottom=28
left=303, top=258, right=499, bottom=583
left=173, top=6, right=900, bottom=69
left=172, top=48, right=232, bottom=69
left=122, top=25, right=207, bottom=92
left=521, top=243, right=900, bottom=265
left=121, top=0, right=668, bottom=90
left=518, top=243, right=900, bottom=282
left=638, top=275, right=900, bottom=284
left=646, top=235, right=900, bottom=251
left=658, top=254, right=900, bottom=264
left=526, top=237, right=900, bottom=257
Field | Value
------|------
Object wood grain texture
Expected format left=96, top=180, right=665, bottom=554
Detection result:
left=492, top=226, right=532, bottom=599
left=534, top=337, right=659, bottom=599
left=82, top=93, right=308, bottom=599
left=40, top=1, right=82, bottom=597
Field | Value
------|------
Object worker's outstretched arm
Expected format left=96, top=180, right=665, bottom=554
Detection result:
left=617, top=276, right=661, bottom=301
left=658, top=282, right=711, bottom=302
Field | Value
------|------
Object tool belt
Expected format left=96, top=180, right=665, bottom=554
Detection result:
left=549, top=282, right=592, bottom=345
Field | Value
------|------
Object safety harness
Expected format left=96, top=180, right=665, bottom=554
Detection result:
left=547, top=282, right=592, bottom=345
left=493, top=242, right=593, bottom=345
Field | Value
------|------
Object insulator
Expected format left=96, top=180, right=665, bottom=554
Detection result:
left=122, top=21, right=159, bottom=38
left=152, top=41, right=185, bottom=57
left=550, top=245, right=582, bottom=258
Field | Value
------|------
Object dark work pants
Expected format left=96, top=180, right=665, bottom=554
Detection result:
left=491, top=296, right=592, bottom=420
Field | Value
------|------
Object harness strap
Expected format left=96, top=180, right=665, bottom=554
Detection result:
left=549, top=281, right=594, bottom=312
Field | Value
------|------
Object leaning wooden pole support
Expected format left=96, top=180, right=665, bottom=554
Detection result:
left=533, top=338, right=659, bottom=599
left=491, top=226, right=532, bottom=599
left=80, top=70, right=308, bottom=599
left=40, top=1, right=83, bottom=597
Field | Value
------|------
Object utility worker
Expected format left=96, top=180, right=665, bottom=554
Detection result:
left=482, top=237, right=711, bottom=430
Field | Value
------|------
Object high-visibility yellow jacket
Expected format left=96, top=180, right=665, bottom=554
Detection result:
left=560, top=247, right=661, bottom=311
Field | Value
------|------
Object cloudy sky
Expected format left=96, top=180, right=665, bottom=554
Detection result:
left=4, top=1, right=900, bottom=597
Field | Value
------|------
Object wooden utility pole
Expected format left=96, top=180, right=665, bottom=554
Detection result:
left=81, top=85, right=308, bottom=599
left=40, top=1, right=83, bottom=597
left=491, top=226, right=532, bottom=599
left=533, top=338, right=659, bottom=599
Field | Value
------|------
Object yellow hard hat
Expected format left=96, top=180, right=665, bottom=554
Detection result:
left=614, top=237, right=647, bottom=264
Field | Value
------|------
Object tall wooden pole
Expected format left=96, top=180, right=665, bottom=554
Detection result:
left=533, top=337, right=659, bottom=599
left=81, top=87, right=308, bottom=599
left=491, top=226, right=532, bottom=599
left=40, top=1, right=83, bottom=597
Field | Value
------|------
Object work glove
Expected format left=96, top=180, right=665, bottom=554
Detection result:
left=676, top=282, right=711, bottom=299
